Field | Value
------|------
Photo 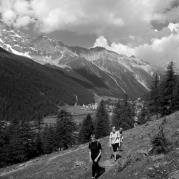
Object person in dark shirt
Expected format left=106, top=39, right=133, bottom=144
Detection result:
left=89, top=134, right=102, bottom=179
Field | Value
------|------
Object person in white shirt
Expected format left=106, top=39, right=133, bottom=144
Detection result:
left=109, top=126, right=120, bottom=161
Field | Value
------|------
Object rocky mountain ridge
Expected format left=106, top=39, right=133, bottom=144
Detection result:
left=0, top=23, right=159, bottom=98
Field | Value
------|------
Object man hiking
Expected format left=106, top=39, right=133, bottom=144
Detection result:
left=109, top=126, right=120, bottom=161
left=89, top=134, right=102, bottom=179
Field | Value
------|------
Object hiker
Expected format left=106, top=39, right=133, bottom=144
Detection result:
left=109, top=126, right=120, bottom=161
left=89, top=134, right=102, bottom=179
left=119, top=128, right=124, bottom=151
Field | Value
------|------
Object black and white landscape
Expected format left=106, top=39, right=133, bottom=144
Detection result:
left=0, top=1, right=179, bottom=179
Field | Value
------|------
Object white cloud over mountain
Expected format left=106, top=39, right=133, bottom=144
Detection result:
left=135, top=32, right=179, bottom=68
left=0, top=0, right=126, bottom=33
left=93, top=36, right=135, bottom=57
left=94, top=28, right=179, bottom=68
left=1, top=0, right=179, bottom=35
left=168, top=22, right=179, bottom=33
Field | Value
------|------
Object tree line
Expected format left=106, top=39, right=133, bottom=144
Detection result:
left=0, top=110, right=76, bottom=168
left=79, top=96, right=135, bottom=144
left=148, top=61, right=179, bottom=117
left=0, top=98, right=135, bottom=168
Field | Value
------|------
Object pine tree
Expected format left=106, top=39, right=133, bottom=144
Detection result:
left=0, top=96, right=9, bottom=121
left=6, top=118, right=34, bottom=164
left=34, top=104, right=43, bottom=155
left=112, top=99, right=122, bottom=129
left=0, top=117, right=7, bottom=167
left=18, top=119, right=35, bottom=160
left=78, top=114, right=94, bottom=143
left=95, top=100, right=110, bottom=139
left=160, top=61, right=176, bottom=116
left=149, top=73, right=160, bottom=117
left=138, top=103, right=150, bottom=125
left=42, top=125, right=56, bottom=154
left=56, top=110, right=76, bottom=150
left=173, top=81, right=179, bottom=111
left=112, top=95, right=134, bottom=130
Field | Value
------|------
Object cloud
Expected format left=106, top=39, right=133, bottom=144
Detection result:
left=93, top=36, right=109, bottom=49
left=0, top=0, right=178, bottom=43
left=30, top=0, right=87, bottom=32
left=108, top=14, right=124, bottom=26
left=168, top=22, right=179, bottom=33
left=93, top=36, right=135, bottom=57
left=1, top=9, right=16, bottom=25
left=135, top=33, right=179, bottom=68
left=0, top=0, right=178, bottom=34
left=13, top=0, right=31, bottom=15
left=94, top=34, right=179, bottom=69
left=0, top=0, right=179, bottom=69
left=0, top=0, right=173, bottom=35
left=0, top=0, right=125, bottom=33
left=149, top=0, right=179, bottom=30
left=15, top=16, right=33, bottom=28
left=0, top=0, right=33, bottom=28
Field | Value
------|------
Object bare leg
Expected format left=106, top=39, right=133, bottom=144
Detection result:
left=114, top=151, right=116, bottom=161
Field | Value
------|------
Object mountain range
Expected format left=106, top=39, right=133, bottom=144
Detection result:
left=0, top=46, right=96, bottom=121
left=0, top=23, right=158, bottom=102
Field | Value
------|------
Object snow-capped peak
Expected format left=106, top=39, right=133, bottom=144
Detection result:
left=0, top=24, right=157, bottom=95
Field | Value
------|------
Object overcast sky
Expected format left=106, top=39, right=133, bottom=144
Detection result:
left=1, top=0, right=179, bottom=67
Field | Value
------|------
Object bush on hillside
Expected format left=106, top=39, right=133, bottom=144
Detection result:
left=150, top=126, right=169, bottom=155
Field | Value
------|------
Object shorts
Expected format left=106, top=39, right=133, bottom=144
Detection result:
left=112, top=143, right=119, bottom=152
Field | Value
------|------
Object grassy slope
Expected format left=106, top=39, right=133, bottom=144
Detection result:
left=101, top=112, right=179, bottom=179
left=0, top=112, right=179, bottom=179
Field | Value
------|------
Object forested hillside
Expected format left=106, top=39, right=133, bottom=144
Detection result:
left=0, top=47, right=94, bottom=122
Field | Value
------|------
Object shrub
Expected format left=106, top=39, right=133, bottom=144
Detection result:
left=150, top=126, right=169, bottom=155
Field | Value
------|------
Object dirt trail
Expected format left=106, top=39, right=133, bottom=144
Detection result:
left=76, top=159, right=115, bottom=179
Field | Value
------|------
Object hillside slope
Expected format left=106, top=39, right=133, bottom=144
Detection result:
left=0, top=47, right=94, bottom=121
left=71, top=47, right=154, bottom=97
left=0, top=112, right=178, bottom=179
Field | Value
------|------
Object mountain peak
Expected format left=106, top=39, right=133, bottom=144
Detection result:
left=0, top=26, right=158, bottom=98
